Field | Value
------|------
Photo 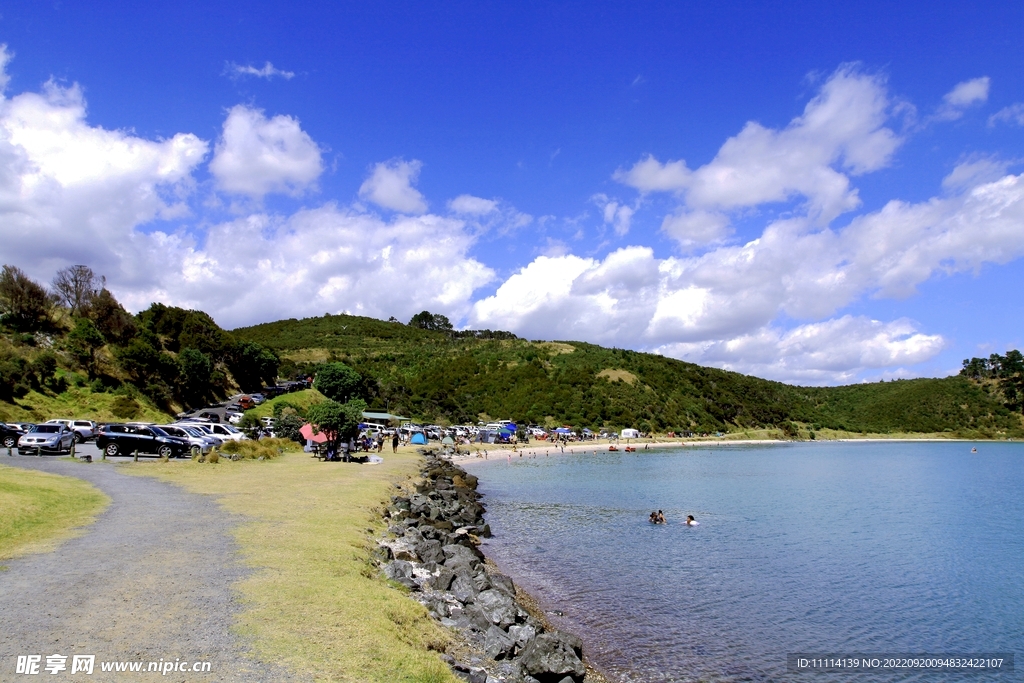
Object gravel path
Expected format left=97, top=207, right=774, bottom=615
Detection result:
left=0, top=455, right=305, bottom=683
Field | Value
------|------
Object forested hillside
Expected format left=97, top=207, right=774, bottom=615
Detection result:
left=0, top=265, right=278, bottom=421
left=234, top=313, right=1024, bottom=438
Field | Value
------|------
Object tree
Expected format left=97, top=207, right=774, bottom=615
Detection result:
left=237, top=413, right=264, bottom=440
left=408, top=310, right=453, bottom=332
left=229, top=342, right=280, bottom=392
left=0, top=265, right=52, bottom=332
left=51, top=265, right=100, bottom=317
left=178, top=348, right=213, bottom=407
left=66, top=318, right=106, bottom=378
left=313, top=362, right=361, bottom=402
left=306, top=398, right=367, bottom=456
left=89, top=288, right=137, bottom=346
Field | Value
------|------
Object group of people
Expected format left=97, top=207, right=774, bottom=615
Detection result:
left=648, top=510, right=699, bottom=525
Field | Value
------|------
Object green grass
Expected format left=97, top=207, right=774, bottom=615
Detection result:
left=0, top=386, right=172, bottom=424
left=130, top=447, right=458, bottom=683
left=0, top=463, right=110, bottom=561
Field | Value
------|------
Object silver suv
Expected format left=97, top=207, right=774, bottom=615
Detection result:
left=45, top=419, right=99, bottom=442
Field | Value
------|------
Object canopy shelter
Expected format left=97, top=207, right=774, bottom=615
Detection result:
left=554, top=427, right=572, bottom=434
left=299, top=423, right=329, bottom=443
left=361, top=411, right=409, bottom=428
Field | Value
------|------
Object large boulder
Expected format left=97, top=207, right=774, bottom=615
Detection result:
left=416, top=539, right=445, bottom=564
left=442, top=544, right=482, bottom=572
left=483, top=625, right=515, bottom=660
left=489, top=572, right=516, bottom=597
left=518, top=631, right=585, bottom=682
left=508, top=623, right=537, bottom=649
left=475, top=589, right=518, bottom=628
left=382, top=560, right=417, bottom=589
left=450, top=573, right=479, bottom=604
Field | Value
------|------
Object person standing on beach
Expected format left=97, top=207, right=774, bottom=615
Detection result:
left=392, top=433, right=399, bottom=453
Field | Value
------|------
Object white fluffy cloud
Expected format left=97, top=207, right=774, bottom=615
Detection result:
left=0, top=60, right=491, bottom=329
left=616, top=65, right=902, bottom=233
left=471, top=169, right=1024, bottom=381
left=592, top=194, right=635, bottom=236
left=0, top=75, right=208, bottom=279
left=118, top=207, right=494, bottom=328
left=209, top=105, right=323, bottom=198
left=655, top=316, right=945, bottom=384
left=358, top=158, right=428, bottom=214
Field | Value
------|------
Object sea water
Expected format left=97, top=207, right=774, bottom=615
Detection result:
left=468, top=442, right=1024, bottom=682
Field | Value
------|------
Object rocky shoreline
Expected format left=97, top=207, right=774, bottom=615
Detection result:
left=375, top=448, right=602, bottom=683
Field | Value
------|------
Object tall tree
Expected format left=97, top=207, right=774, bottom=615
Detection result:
left=408, top=310, right=453, bottom=332
left=307, top=398, right=367, bottom=455
left=0, top=265, right=52, bottom=332
left=89, top=288, right=137, bottom=346
left=66, top=318, right=106, bottom=378
left=313, top=362, right=361, bottom=402
left=52, top=265, right=100, bottom=317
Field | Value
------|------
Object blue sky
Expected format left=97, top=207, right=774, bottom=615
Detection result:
left=1, top=1, right=1023, bottom=384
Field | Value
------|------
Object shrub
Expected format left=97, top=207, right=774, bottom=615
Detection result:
left=218, top=437, right=297, bottom=460
left=207, top=451, right=220, bottom=464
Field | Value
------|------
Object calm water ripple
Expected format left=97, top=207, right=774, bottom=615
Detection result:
left=468, top=442, right=1024, bottom=683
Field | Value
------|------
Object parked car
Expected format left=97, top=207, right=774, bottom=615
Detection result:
left=226, top=411, right=244, bottom=425
left=174, top=422, right=226, bottom=445
left=95, top=424, right=192, bottom=458
left=45, top=419, right=99, bottom=442
left=237, top=396, right=256, bottom=410
left=156, top=425, right=215, bottom=455
left=17, top=424, right=76, bottom=455
left=179, top=421, right=247, bottom=442
left=249, top=393, right=266, bottom=404
left=2, top=423, right=25, bottom=448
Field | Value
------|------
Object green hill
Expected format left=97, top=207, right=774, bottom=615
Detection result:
left=233, top=313, right=1024, bottom=438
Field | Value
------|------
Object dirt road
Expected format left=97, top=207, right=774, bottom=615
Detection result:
left=0, top=455, right=303, bottom=682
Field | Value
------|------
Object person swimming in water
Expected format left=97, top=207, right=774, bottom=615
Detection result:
left=657, top=510, right=666, bottom=524
left=686, top=515, right=698, bottom=525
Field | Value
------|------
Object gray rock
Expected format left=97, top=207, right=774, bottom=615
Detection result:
left=416, top=539, right=445, bottom=564
left=508, top=623, right=537, bottom=648
left=518, top=631, right=585, bottom=681
left=489, top=572, right=515, bottom=597
left=388, top=537, right=420, bottom=562
left=484, top=625, right=515, bottom=660
left=473, top=570, right=492, bottom=592
left=442, top=543, right=482, bottom=566
left=429, top=566, right=455, bottom=591
left=382, top=560, right=417, bottom=588
left=451, top=573, right=479, bottom=603
left=475, top=589, right=517, bottom=628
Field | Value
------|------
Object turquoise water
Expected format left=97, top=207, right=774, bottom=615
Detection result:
left=468, top=442, right=1024, bottom=682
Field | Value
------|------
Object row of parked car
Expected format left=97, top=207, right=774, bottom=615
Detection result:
left=2, top=418, right=247, bottom=458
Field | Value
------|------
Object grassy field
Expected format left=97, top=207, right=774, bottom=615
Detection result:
left=0, top=463, right=110, bottom=562
left=129, top=447, right=458, bottom=683
left=0, top=386, right=173, bottom=424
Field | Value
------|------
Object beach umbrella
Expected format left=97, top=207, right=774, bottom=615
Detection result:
left=299, top=423, right=328, bottom=443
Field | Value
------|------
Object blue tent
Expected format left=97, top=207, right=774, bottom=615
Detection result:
left=554, top=427, right=572, bottom=434
left=410, top=432, right=427, bottom=445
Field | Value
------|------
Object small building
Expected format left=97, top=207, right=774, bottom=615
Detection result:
left=621, top=428, right=640, bottom=439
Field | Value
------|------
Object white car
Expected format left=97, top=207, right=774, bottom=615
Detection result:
left=157, top=425, right=216, bottom=455
left=45, top=419, right=99, bottom=442
left=179, top=421, right=247, bottom=442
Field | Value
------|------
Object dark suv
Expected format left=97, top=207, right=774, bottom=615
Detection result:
left=95, top=424, right=191, bottom=458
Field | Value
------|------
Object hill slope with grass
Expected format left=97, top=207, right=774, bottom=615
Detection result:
left=233, top=313, right=1024, bottom=438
